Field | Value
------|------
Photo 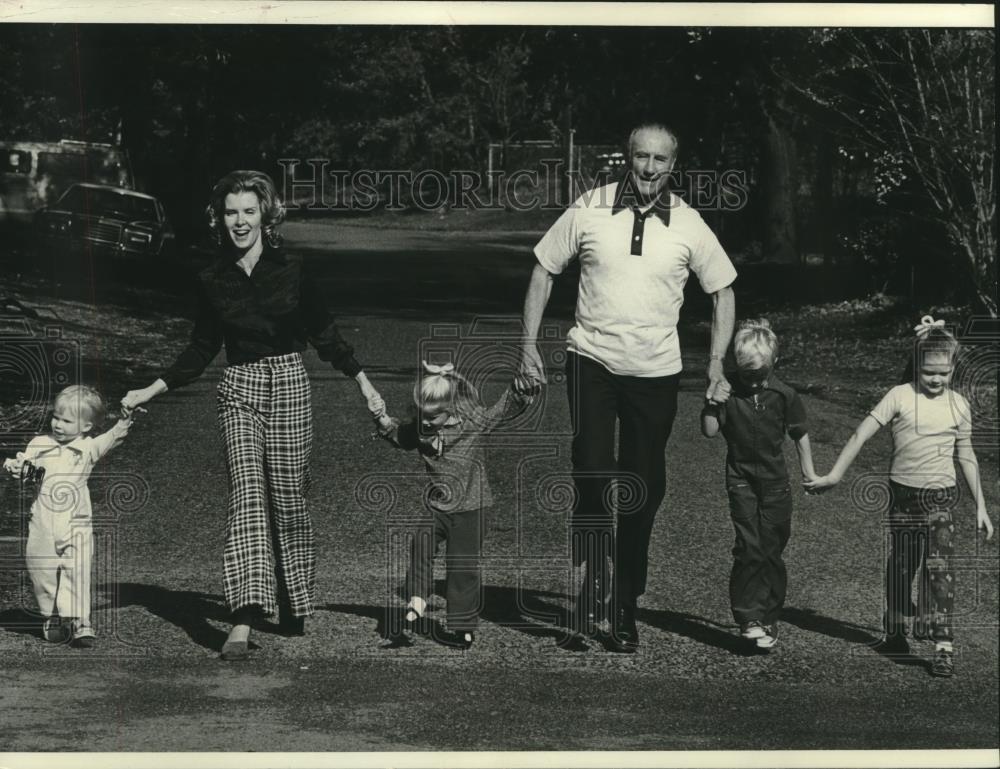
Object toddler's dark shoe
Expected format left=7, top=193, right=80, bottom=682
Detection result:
left=873, top=634, right=910, bottom=656
left=378, top=631, right=413, bottom=649
left=931, top=647, right=954, bottom=678
left=42, top=617, right=71, bottom=644
left=403, top=608, right=431, bottom=635
left=556, top=629, right=590, bottom=651
left=441, top=629, right=475, bottom=649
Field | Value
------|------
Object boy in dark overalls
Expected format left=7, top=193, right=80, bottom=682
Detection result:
left=701, top=319, right=818, bottom=649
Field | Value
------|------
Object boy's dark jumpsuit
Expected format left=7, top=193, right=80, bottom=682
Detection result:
left=704, top=374, right=807, bottom=628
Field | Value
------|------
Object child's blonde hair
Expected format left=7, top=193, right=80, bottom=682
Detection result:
left=901, top=315, right=960, bottom=384
left=412, top=361, right=481, bottom=418
left=54, top=385, right=106, bottom=431
left=733, top=318, right=778, bottom=370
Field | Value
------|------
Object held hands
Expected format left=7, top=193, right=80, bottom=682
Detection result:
left=706, top=386, right=732, bottom=406
left=803, top=473, right=840, bottom=495
left=355, top=373, right=388, bottom=419
left=121, top=387, right=157, bottom=415
left=515, top=345, right=546, bottom=397
left=3, top=453, right=25, bottom=477
left=114, top=413, right=134, bottom=438
left=705, top=358, right=730, bottom=403
left=364, top=391, right=396, bottom=436
left=366, top=392, right=387, bottom=420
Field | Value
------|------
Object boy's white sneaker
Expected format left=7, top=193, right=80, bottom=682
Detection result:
left=740, top=620, right=766, bottom=640
left=756, top=623, right=779, bottom=649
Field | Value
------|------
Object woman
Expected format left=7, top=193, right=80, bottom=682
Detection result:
left=122, top=170, right=384, bottom=661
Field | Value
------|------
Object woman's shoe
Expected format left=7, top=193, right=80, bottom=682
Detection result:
left=220, top=639, right=250, bottom=661
left=221, top=620, right=253, bottom=661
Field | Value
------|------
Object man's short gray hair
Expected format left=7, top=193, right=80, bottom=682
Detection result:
left=627, top=123, right=679, bottom=158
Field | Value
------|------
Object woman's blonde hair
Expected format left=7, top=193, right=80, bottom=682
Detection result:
left=206, top=169, right=286, bottom=248
left=733, top=318, right=778, bottom=369
left=54, top=385, right=106, bottom=431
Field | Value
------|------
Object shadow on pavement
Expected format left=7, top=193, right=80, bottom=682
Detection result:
left=0, top=607, right=42, bottom=640
left=779, top=607, right=930, bottom=670
left=323, top=582, right=574, bottom=647
left=779, top=606, right=879, bottom=644
left=639, top=608, right=758, bottom=656
left=110, top=582, right=230, bottom=653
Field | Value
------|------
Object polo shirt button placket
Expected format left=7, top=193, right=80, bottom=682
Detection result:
left=630, top=209, right=647, bottom=256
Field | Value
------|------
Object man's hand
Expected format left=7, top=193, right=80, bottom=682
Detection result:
left=977, top=507, right=995, bottom=541
left=515, top=344, right=546, bottom=396
left=705, top=358, right=730, bottom=402
left=707, top=383, right=732, bottom=406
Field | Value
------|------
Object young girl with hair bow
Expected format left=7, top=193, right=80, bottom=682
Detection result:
left=370, top=360, right=530, bottom=648
left=806, top=316, right=994, bottom=677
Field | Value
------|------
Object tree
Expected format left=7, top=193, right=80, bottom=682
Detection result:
left=774, top=29, right=996, bottom=314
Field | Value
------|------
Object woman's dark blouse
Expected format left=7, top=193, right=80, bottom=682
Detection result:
left=161, top=243, right=361, bottom=389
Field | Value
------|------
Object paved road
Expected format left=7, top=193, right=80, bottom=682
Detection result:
left=0, top=222, right=997, bottom=754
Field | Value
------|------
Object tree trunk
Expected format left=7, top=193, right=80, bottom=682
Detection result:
left=816, top=134, right=835, bottom=267
left=761, top=109, right=799, bottom=264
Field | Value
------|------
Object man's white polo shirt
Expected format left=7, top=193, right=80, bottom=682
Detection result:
left=534, top=181, right=737, bottom=377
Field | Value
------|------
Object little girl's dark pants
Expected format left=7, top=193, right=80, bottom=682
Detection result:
left=727, top=478, right=793, bottom=626
left=408, top=507, right=483, bottom=632
left=885, top=481, right=957, bottom=642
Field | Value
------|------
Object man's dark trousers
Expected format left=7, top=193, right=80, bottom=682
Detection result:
left=565, top=352, right=680, bottom=627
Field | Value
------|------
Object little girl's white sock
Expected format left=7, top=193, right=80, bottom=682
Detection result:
left=406, top=597, right=427, bottom=618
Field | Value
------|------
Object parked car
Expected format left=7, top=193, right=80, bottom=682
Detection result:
left=34, top=183, right=173, bottom=257
left=2, top=139, right=133, bottom=226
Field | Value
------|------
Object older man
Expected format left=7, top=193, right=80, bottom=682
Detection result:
left=518, top=123, right=736, bottom=652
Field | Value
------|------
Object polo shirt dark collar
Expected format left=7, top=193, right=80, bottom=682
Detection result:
left=612, top=173, right=672, bottom=226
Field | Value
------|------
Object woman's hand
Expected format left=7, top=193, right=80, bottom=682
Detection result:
left=121, top=380, right=167, bottom=415
left=354, top=372, right=387, bottom=417
left=3, top=453, right=25, bottom=476
left=367, top=392, right=387, bottom=420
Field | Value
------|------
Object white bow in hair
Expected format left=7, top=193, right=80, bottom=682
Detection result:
left=422, top=360, right=455, bottom=375
left=914, top=315, right=946, bottom=336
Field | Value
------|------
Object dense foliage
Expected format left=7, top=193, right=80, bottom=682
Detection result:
left=0, top=25, right=994, bottom=311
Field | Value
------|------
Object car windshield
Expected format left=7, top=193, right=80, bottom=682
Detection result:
left=57, top=186, right=157, bottom=221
